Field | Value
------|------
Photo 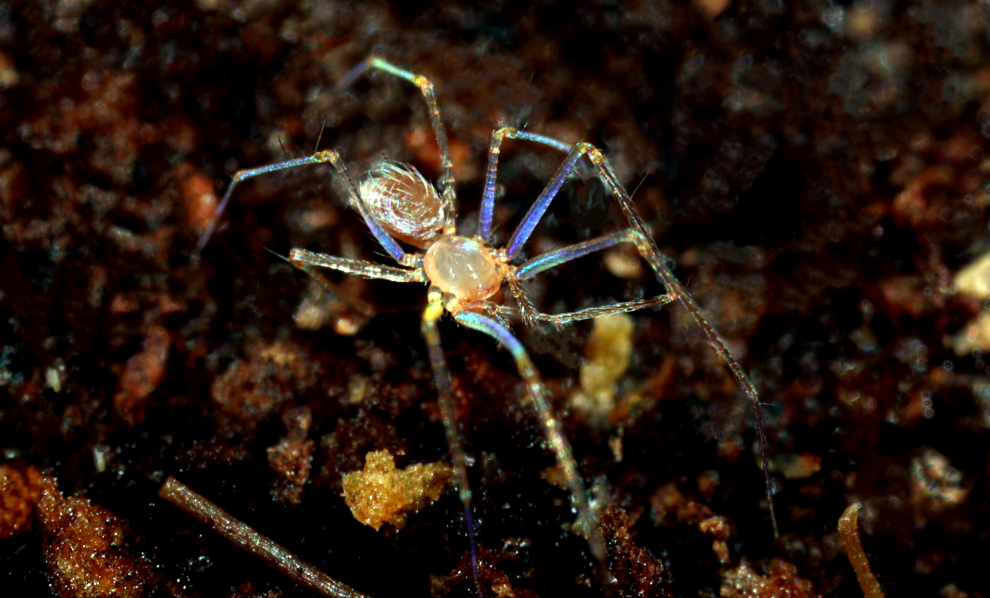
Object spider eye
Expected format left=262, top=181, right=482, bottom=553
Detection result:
left=359, top=162, right=444, bottom=248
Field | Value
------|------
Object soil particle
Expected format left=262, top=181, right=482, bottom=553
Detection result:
left=36, top=476, right=156, bottom=598
left=0, top=464, right=42, bottom=540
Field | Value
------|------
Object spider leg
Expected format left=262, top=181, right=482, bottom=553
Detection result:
left=346, top=56, right=458, bottom=232
left=198, top=155, right=329, bottom=252
left=516, top=297, right=675, bottom=326
left=452, top=310, right=607, bottom=568
left=503, top=272, right=673, bottom=327
left=289, top=249, right=426, bottom=283
left=267, top=248, right=378, bottom=327
left=515, top=229, right=634, bottom=279
left=478, top=293, right=672, bottom=327
left=479, top=128, right=571, bottom=243
left=510, top=229, right=675, bottom=324
left=197, top=150, right=410, bottom=266
left=491, top=129, right=780, bottom=536
left=421, top=290, right=485, bottom=598
left=461, top=300, right=514, bottom=330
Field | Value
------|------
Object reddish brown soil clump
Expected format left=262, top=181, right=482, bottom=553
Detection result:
left=35, top=477, right=155, bottom=598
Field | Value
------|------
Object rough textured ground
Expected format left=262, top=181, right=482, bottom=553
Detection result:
left=1, top=1, right=988, bottom=597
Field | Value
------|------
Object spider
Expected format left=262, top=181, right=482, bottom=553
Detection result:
left=197, top=55, right=777, bottom=594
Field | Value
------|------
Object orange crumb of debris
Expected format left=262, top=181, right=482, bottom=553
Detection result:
left=838, top=503, right=886, bottom=598
left=720, top=559, right=819, bottom=598
left=0, top=464, right=42, bottom=539
left=700, top=516, right=732, bottom=564
left=341, top=450, right=452, bottom=531
left=174, top=162, right=219, bottom=235
left=113, top=324, right=170, bottom=426
left=212, top=340, right=320, bottom=425
left=37, top=476, right=155, bottom=598
left=267, top=407, right=315, bottom=505
left=601, top=506, right=668, bottom=597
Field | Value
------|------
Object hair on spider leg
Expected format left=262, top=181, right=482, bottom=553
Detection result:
left=192, top=54, right=779, bottom=597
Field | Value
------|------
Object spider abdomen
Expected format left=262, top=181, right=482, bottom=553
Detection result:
left=359, top=162, right=444, bottom=248
left=423, top=236, right=501, bottom=303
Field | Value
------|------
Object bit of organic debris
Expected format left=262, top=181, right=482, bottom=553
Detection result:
left=719, top=560, right=819, bottom=598
left=0, top=464, right=42, bottom=539
left=838, top=503, right=886, bottom=598
left=600, top=506, right=670, bottom=598
left=430, top=546, right=539, bottom=598
left=113, top=324, right=170, bottom=426
left=341, top=450, right=453, bottom=531
left=158, top=477, right=370, bottom=598
left=267, top=406, right=315, bottom=505
left=577, top=313, right=635, bottom=422
left=37, top=476, right=156, bottom=598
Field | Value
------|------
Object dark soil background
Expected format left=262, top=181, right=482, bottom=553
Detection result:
left=1, top=1, right=988, bottom=597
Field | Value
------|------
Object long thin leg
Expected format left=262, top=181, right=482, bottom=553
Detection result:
left=507, top=229, right=674, bottom=324
left=515, top=229, right=632, bottom=280
left=478, top=128, right=570, bottom=247
left=267, top=248, right=378, bottom=324
left=341, top=56, right=458, bottom=233
left=289, top=249, right=426, bottom=283
left=196, top=150, right=409, bottom=266
left=421, top=290, right=485, bottom=598
left=452, top=310, right=607, bottom=568
left=492, top=130, right=780, bottom=535
left=482, top=296, right=674, bottom=326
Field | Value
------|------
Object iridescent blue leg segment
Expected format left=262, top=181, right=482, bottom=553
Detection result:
left=453, top=310, right=606, bottom=565
left=198, top=155, right=325, bottom=252
left=478, top=128, right=570, bottom=243
left=515, top=230, right=633, bottom=280
left=196, top=151, right=407, bottom=265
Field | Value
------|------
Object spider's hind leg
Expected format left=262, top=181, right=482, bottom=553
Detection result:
left=452, top=309, right=607, bottom=569
left=510, top=229, right=677, bottom=325
left=422, top=291, right=486, bottom=598
left=485, top=128, right=780, bottom=536
left=577, top=143, right=779, bottom=535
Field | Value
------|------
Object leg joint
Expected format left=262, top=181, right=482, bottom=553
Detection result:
left=493, top=127, right=517, bottom=141
left=415, top=76, right=432, bottom=91
left=575, top=142, right=604, bottom=163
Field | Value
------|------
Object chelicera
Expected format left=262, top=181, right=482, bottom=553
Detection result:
left=196, top=56, right=777, bottom=595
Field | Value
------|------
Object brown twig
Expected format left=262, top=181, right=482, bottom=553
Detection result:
left=838, top=502, right=885, bottom=598
left=158, top=476, right=373, bottom=598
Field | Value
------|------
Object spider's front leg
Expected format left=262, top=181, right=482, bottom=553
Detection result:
left=286, top=249, right=426, bottom=333
left=196, top=149, right=411, bottom=268
left=338, top=56, right=459, bottom=232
